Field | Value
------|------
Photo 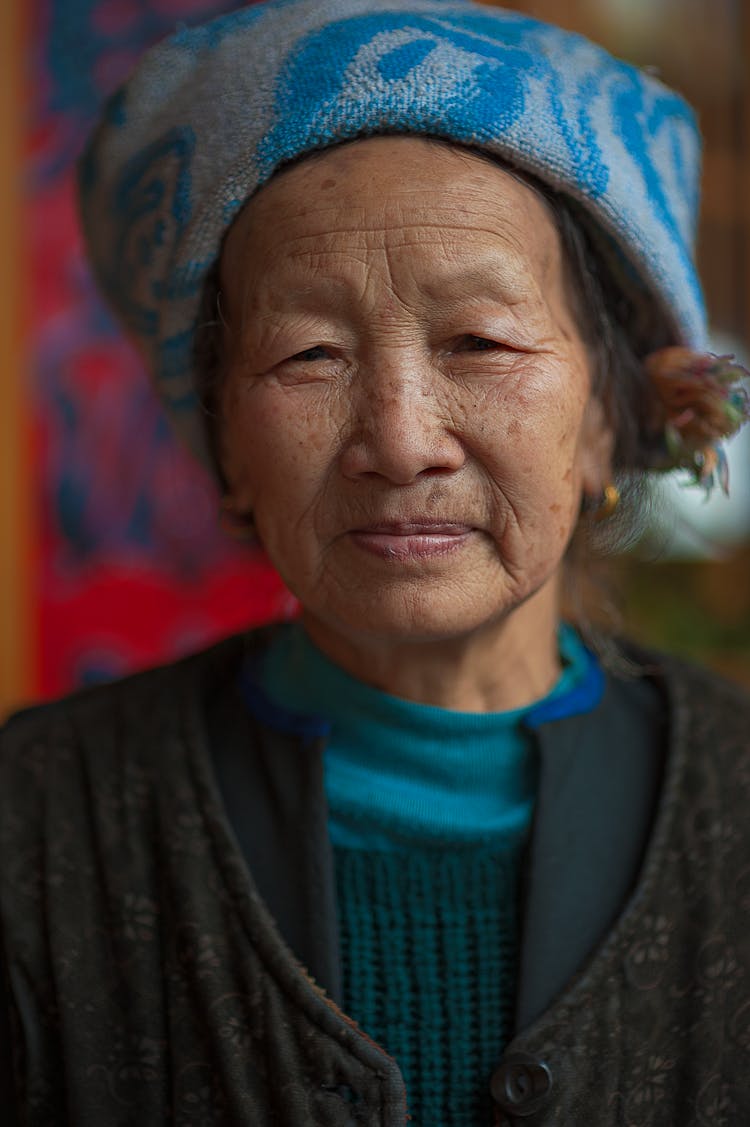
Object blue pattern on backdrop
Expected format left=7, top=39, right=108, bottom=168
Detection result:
left=35, top=0, right=243, bottom=564
left=38, top=0, right=230, bottom=179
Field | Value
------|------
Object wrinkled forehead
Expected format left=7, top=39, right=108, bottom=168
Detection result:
left=219, top=137, right=565, bottom=310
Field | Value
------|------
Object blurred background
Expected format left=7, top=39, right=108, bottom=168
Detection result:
left=2, top=0, right=749, bottom=719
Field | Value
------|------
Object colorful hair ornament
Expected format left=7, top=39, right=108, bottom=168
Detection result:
left=644, top=347, right=750, bottom=496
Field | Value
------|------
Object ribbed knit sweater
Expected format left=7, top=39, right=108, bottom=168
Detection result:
left=334, top=845, right=521, bottom=1124
left=258, top=625, right=598, bottom=1126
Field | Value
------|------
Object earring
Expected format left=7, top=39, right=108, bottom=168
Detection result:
left=219, top=497, right=256, bottom=541
left=593, top=483, right=620, bottom=522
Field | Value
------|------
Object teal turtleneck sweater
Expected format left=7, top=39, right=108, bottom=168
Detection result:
left=258, top=623, right=600, bottom=1126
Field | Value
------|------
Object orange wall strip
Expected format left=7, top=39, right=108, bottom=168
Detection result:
left=0, top=0, right=34, bottom=718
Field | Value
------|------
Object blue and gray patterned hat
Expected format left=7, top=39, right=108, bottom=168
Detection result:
left=79, top=0, right=706, bottom=465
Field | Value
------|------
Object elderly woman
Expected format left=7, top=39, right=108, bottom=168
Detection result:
left=2, top=1, right=750, bottom=1124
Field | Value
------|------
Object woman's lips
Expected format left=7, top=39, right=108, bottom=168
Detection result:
left=348, top=522, right=474, bottom=560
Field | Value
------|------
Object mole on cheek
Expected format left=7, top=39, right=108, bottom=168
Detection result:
left=320, top=178, right=337, bottom=190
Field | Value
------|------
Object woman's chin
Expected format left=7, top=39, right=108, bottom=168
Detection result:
left=304, top=580, right=542, bottom=652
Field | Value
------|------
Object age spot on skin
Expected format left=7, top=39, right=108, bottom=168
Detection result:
left=320, top=178, right=338, bottom=190
left=425, top=483, right=450, bottom=508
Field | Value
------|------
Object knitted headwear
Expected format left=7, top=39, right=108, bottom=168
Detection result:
left=79, top=0, right=706, bottom=466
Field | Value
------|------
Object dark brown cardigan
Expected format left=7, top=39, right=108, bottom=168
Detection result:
left=1, top=628, right=748, bottom=1125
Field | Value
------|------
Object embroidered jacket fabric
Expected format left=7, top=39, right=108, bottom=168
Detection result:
left=0, top=630, right=749, bottom=1125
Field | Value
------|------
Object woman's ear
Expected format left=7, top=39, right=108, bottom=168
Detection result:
left=579, top=394, right=616, bottom=499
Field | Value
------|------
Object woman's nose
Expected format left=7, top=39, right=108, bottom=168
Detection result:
left=338, top=364, right=466, bottom=485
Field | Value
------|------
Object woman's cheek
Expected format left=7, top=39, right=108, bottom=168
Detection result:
left=240, top=396, right=342, bottom=531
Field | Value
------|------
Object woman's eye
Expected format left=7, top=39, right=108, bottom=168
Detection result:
left=455, top=335, right=504, bottom=353
left=290, top=345, right=329, bottom=362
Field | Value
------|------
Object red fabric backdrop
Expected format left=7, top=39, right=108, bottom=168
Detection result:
left=32, top=0, right=291, bottom=699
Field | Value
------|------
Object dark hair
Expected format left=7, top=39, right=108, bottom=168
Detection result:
left=194, top=260, right=229, bottom=492
left=536, top=188, right=659, bottom=547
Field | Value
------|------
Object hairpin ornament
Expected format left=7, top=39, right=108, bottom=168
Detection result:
left=644, top=347, right=750, bottom=496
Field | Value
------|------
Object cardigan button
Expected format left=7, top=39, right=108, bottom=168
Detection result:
left=490, top=1053, right=553, bottom=1116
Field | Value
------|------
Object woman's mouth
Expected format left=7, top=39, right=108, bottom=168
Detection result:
left=348, top=521, right=474, bottom=560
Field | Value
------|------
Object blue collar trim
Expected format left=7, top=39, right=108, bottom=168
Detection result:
left=239, top=654, right=330, bottom=741
left=239, top=626, right=605, bottom=737
left=525, top=650, right=605, bottom=730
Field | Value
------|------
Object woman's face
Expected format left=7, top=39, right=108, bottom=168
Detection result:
left=219, top=136, right=613, bottom=650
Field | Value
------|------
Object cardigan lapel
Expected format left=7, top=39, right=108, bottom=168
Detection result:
left=205, top=636, right=343, bottom=1005
left=515, top=667, right=667, bottom=1030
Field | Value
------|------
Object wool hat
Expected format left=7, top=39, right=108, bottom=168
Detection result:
left=79, top=0, right=706, bottom=465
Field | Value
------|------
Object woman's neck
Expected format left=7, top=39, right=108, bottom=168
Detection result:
left=301, top=583, right=561, bottom=713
